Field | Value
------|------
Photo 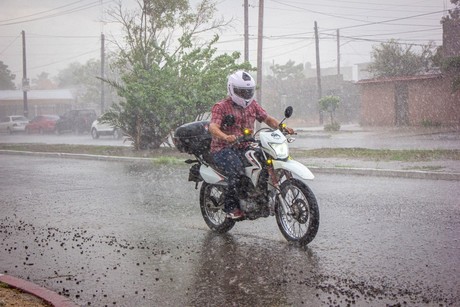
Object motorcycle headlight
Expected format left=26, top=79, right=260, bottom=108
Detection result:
left=269, top=141, right=289, bottom=159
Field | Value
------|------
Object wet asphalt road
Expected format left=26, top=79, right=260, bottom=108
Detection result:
left=0, top=155, right=459, bottom=306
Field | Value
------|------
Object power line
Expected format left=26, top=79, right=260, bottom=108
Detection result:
left=267, top=41, right=314, bottom=58
left=340, top=27, right=441, bottom=38
left=335, top=10, right=447, bottom=31
left=267, top=0, right=447, bottom=31
left=323, top=33, right=440, bottom=46
left=0, top=0, right=84, bottom=23
left=266, top=1, right=438, bottom=14
left=27, top=33, right=100, bottom=39
left=0, top=0, right=112, bottom=27
left=271, top=0, right=440, bottom=9
left=0, top=34, right=20, bottom=55
left=17, top=49, right=100, bottom=73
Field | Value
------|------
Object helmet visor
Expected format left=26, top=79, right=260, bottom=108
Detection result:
left=233, top=87, right=254, bottom=100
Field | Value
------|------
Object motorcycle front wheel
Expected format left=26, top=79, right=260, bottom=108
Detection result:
left=199, top=182, right=235, bottom=233
left=275, top=179, right=319, bottom=246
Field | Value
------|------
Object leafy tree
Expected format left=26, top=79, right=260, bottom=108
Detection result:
left=104, top=0, right=251, bottom=150
left=440, top=0, right=460, bottom=92
left=318, top=95, right=340, bottom=131
left=264, top=60, right=308, bottom=117
left=32, top=72, right=57, bottom=90
left=368, top=39, right=436, bottom=78
left=442, top=0, right=460, bottom=22
left=56, top=59, right=119, bottom=110
left=0, top=61, right=16, bottom=90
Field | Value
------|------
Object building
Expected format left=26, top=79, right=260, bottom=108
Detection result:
left=0, top=89, right=74, bottom=118
left=358, top=75, right=460, bottom=126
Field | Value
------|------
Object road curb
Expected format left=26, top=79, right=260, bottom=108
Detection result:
left=1, top=149, right=459, bottom=181
left=0, top=274, right=78, bottom=307
left=309, top=166, right=460, bottom=181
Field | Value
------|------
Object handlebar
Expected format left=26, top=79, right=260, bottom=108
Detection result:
left=235, top=135, right=256, bottom=144
left=232, top=128, right=296, bottom=145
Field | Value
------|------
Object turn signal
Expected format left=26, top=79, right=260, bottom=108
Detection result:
left=266, top=159, right=273, bottom=165
left=243, top=128, right=252, bottom=135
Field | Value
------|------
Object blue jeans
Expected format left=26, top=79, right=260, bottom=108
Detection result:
left=213, top=147, right=245, bottom=213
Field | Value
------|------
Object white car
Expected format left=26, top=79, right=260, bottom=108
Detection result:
left=91, top=118, right=123, bottom=139
left=0, top=115, right=29, bottom=134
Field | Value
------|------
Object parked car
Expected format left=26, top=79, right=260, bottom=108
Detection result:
left=0, top=115, right=29, bottom=134
left=25, top=115, right=60, bottom=134
left=91, top=117, right=123, bottom=139
left=55, top=109, right=97, bottom=134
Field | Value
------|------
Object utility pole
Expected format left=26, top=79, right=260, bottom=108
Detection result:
left=101, top=33, right=105, bottom=113
left=21, top=30, right=29, bottom=118
left=314, top=21, right=323, bottom=124
left=337, top=29, right=341, bottom=76
left=244, top=0, right=249, bottom=62
left=256, top=0, right=264, bottom=105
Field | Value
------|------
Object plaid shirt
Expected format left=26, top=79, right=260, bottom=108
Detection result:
left=210, top=97, right=268, bottom=153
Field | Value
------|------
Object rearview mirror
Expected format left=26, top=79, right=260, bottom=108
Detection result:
left=284, top=106, right=293, bottom=118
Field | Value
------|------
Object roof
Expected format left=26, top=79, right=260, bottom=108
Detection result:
left=0, top=89, right=74, bottom=101
left=357, top=74, right=443, bottom=84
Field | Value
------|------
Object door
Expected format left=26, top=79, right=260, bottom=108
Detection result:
left=394, top=83, right=409, bottom=126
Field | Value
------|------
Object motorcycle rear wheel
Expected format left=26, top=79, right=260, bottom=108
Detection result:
left=200, top=182, right=235, bottom=233
left=275, top=179, right=319, bottom=246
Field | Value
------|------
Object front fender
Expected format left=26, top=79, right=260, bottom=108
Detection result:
left=272, top=159, right=315, bottom=180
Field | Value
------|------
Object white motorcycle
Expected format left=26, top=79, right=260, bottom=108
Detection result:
left=174, top=106, right=319, bottom=246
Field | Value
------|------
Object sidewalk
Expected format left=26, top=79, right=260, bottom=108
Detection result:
left=0, top=273, right=78, bottom=307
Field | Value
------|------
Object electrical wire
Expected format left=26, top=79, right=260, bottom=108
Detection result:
left=267, top=0, right=447, bottom=31
left=269, top=0, right=441, bottom=9
left=0, top=0, right=113, bottom=27
left=24, top=49, right=100, bottom=72
left=0, top=0, right=84, bottom=23
left=0, top=34, right=20, bottom=55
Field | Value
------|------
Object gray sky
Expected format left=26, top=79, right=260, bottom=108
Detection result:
left=0, top=0, right=450, bottom=83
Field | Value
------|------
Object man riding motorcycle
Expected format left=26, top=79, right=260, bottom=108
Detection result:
left=209, top=71, right=294, bottom=219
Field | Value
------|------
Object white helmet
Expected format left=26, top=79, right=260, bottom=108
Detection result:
left=227, top=71, right=255, bottom=108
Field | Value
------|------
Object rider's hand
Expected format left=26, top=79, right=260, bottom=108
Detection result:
left=285, top=127, right=295, bottom=135
left=224, top=134, right=237, bottom=143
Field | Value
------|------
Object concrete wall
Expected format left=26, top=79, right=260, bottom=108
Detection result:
left=408, top=76, right=459, bottom=125
left=359, top=82, right=395, bottom=125
left=359, top=75, right=460, bottom=126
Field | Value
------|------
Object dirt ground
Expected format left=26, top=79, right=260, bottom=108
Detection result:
left=0, top=286, right=50, bottom=307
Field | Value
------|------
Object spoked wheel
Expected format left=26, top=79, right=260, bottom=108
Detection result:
left=275, top=179, right=319, bottom=246
left=199, top=182, right=235, bottom=233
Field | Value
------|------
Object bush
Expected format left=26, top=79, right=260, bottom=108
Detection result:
left=324, top=122, right=341, bottom=131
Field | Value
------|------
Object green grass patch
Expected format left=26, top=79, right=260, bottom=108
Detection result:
left=291, top=148, right=460, bottom=162
left=1, top=143, right=459, bottom=163
left=0, top=143, right=189, bottom=159
left=0, top=281, right=11, bottom=288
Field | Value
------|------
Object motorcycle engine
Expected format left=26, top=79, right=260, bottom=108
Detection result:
left=239, top=198, right=270, bottom=220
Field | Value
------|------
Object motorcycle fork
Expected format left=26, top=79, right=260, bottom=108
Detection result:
left=267, top=167, right=292, bottom=215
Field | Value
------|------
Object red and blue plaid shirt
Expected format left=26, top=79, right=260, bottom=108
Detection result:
left=210, top=97, right=268, bottom=153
